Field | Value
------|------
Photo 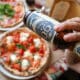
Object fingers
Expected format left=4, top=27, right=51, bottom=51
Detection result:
left=63, top=32, right=80, bottom=42
left=54, top=22, right=80, bottom=32
left=54, top=17, right=80, bottom=32
left=54, top=17, right=80, bottom=42
left=66, top=17, right=80, bottom=23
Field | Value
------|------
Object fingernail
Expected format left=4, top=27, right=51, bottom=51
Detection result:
left=54, top=26, right=60, bottom=31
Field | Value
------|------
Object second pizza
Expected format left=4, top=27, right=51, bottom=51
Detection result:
left=0, top=0, right=24, bottom=28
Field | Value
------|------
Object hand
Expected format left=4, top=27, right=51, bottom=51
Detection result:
left=54, top=17, right=80, bottom=73
left=54, top=17, right=80, bottom=42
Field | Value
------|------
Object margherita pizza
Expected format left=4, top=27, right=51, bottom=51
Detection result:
left=0, top=27, right=50, bottom=76
left=0, top=0, right=24, bottom=28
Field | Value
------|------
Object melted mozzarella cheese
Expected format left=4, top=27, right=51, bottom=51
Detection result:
left=23, top=50, right=33, bottom=57
left=33, top=38, right=41, bottom=48
left=10, top=54, right=17, bottom=62
left=21, top=59, right=30, bottom=68
left=34, top=54, right=41, bottom=61
left=6, top=36, right=13, bottom=44
left=4, top=19, right=8, bottom=25
left=20, top=32, right=30, bottom=42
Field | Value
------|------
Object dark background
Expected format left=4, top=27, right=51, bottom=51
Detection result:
left=58, top=68, right=80, bottom=80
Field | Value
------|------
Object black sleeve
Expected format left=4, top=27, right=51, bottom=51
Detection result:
left=58, top=68, right=80, bottom=80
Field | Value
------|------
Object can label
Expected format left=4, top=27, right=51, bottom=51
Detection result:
left=26, top=11, right=59, bottom=41
left=74, top=42, right=80, bottom=57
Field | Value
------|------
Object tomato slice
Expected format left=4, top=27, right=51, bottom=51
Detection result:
left=7, top=42, right=16, bottom=51
left=29, top=45, right=36, bottom=53
left=39, top=48, right=44, bottom=54
left=12, top=64, right=20, bottom=70
left=28, top=37, right=33, bottom=43
left=16, top=49, right=24, bottom=56
left=5, top=56, right=10, bottom=63
left=0, top=48, right=5, bottom=55
left=14, top=14, right=19, bottom=20
left=13, top=34, right=20, bottom=43
left=39, top=47, right=44, bottom=57
left=21, top=41, right=29, bottom=47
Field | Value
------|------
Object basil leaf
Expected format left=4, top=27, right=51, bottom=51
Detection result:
left=0, top=9, right=4, bottom=15
left=4, top=4, right=11, bottom=10
left=0, top=4, right=15, bottom=17
left=4, top=4, right=15, bottom=17
left=16, top=44, right=26, bottom=50
left=0, top=4, right=4, bottom=10
left=16, top=60, right=21, bottom=64
left=5, top=9, right=15, bottom=17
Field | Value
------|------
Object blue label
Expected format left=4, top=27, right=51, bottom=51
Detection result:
left=27, top=13, right=40, bottom=30
left=36, top=20, right=54, bottom=41
left=27, top=12, right=55, bottom=41
left=76, top=47, right=80, bottom=54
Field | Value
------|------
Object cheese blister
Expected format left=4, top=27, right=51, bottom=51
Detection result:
left=23, top=50, right=33, bottom=57
left=21, top=59, right=30, bottom=69
left=10, top=54, right=17, bottom=62
left=33, top=38, right=41, bottom=48
left=6, top=36, right=13, bottom=44
left=20, top=32, right=30, bottom=42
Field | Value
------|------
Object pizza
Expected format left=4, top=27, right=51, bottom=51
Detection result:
left=0, top=0, right=24, bottom=28
left=0, top=27, right=50, bottom=76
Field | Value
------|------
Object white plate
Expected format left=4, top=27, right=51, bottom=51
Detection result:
left=0, top=65, right=42, bottom=80
left=0, top=22, right=24, bottom=31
